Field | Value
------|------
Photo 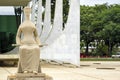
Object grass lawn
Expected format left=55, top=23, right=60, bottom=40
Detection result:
left=80, top=58, right=120, bottom=61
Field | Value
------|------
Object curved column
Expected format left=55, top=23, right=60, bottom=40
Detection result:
left=45, top=0, right=63, bottom=44
left=31, top=0, right=36, bottom=23
left=36, top=0, right=43, bottom=37
left=63, top=0, right=80, bottom=66
left=41, top=0, right=80, bottom=66
left=40, top=0, right=51, bottom=43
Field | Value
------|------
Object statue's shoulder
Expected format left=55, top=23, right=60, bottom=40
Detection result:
left=20, top=20, right=35, bottom=27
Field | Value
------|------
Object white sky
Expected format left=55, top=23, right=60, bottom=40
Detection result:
left=0, top=6, right=15, bottom=15
left=0, top=0, right=120, bottom=15
left=80, top=0, right=120, bottom=6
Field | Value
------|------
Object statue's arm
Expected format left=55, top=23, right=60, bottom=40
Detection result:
left=16, top=27, right=22, bottom=45
left=34, top=28, right=41, bottom=45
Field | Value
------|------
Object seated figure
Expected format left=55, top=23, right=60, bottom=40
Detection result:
left=16, top=7, right=41, bottom=73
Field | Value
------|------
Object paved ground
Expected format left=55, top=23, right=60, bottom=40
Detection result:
left=0, top=61, right=120, bottom=80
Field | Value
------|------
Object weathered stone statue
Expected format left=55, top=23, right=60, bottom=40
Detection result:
left=7, top=7, right=52, bottom=80
left=16, top=7, right=41, bottom=73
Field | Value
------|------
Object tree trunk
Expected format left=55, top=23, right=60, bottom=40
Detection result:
left=108, top=39, right=113, bottom=56
left=85, top=42, right=89, bottom=55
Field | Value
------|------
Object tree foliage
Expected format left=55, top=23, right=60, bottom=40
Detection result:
left=81, top=4, right=120, bottom=56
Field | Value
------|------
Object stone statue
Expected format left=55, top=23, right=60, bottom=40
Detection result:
left=7, top=6, right=52, bottom=80
left=16, top=7, right=41, bottom=74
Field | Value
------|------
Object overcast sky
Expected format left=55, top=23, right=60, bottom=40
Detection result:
left=0, top=0, right=120, bottom=15
left=0, top=6, right=14, bottom=15
left=80, top=0, right=120, bottom=6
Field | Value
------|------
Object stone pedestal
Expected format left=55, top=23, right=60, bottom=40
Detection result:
left=7, top=73, right=53, bottom=80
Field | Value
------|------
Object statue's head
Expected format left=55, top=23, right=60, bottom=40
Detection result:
left=24, top=7, right=31, bottom=16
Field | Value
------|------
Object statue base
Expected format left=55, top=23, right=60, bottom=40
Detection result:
left=7, top=73, right=53, bottom=80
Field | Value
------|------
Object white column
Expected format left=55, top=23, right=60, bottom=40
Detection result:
left=31, top=0, right=36, bottom=23
left=40, top=0, right=51, bottom=43
left=64, top=0, right=80, bottom=66
left=36, top=0, right=43, bottom=37
left=45, top=0, right=63, bottom=44
left=41, top=0, right=80, bottom=66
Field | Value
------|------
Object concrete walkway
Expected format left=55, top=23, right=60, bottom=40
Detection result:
left=0, top=61, right=120, bottom=80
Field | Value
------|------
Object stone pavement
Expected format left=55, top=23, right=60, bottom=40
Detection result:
left=0, top=61, right=120, bottom=80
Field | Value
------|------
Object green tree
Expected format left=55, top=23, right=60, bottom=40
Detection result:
left=81, top=4, right=120, bottom=56
left=81, top=6, right=95, bottom=55
left=99, top=6, right=120, bottom=55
